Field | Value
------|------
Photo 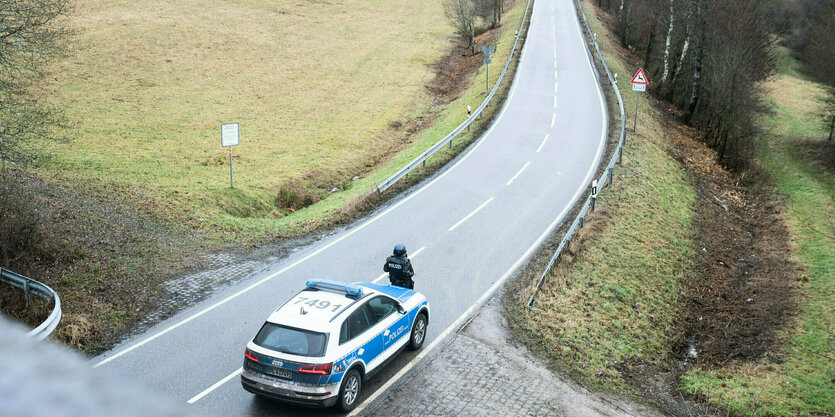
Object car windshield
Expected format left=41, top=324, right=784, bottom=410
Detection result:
left=253, top=323, right=328, bottom=357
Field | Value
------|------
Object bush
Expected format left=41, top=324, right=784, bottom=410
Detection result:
left=0, top=173, right=44, bottom=267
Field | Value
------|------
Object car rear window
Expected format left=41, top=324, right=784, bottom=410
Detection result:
left=253, top=323, right=328, bottom=357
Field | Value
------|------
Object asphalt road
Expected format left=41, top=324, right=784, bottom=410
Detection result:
left=93, top=0, right=607, bottom=415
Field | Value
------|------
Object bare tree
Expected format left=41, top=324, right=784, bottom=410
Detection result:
left=477, top=0, right=502, bottom=29
left=659, top=0, right=675, bottom=86
left=0, top=0, right=71, bottom=167
left=0, top=0, right=71, bottom=266
left=601, top=0, right=773, bottom=167
left=444, top=0, right=478, bottom=53
left=798, top=1, right=835, bottom=141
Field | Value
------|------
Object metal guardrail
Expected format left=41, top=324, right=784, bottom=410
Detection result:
left=1, top=267, right=62, bottom=340
left=527, top=0, right=627, bottom=306
left=376, top=0, right=533, bottom=194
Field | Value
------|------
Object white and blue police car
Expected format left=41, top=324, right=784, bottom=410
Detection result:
left=241, top=279, right=429, bottom=411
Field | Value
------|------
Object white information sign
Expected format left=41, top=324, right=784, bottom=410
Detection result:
left=632, top=83, right=646, bottom=92
left=221, top=123, right=240, bottom=147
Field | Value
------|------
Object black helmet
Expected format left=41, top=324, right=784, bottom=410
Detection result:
left=393, top=243, right=406, bottom=256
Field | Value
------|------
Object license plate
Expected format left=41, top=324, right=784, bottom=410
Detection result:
left=267, top=367, right=292, bottom=379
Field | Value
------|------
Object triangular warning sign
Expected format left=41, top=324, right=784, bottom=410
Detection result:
left=631, top=68, right=649, bottom=84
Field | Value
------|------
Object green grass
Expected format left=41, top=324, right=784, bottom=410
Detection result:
left=680, top=55, right=834, bottom=417
left=506, top=0, right=696, bottom=391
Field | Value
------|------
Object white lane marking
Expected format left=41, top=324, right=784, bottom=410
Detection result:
left=550, top=112, right=556, bottom=128
left=187, top=367, right=241, bottom=404
left=448, top=197, right=494, bottom=232
left=373, top=247, right=426, bottom=283
left=536, top=134, right=550, bottom=153
left=505, top=162, right=531, bottom=186
left=93, top=48, right=527, bottom=368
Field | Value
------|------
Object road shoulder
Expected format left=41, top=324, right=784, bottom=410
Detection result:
left=362, top=291, right=664, bottom=416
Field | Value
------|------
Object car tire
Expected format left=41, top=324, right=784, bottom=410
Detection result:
left=337, top=369, right=362, bottom=412
left=408, top=313, right=427, bottom=351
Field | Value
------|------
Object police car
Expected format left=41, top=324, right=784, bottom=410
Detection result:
left=241, top=279, right=429, bottom=411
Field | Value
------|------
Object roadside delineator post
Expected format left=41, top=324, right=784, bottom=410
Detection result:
left=467, top=105, right=472, bottom=133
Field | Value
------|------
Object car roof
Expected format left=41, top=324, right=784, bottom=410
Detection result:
left=354, top=282, right=417, bottom=302
left=267, top=281, right=380, bottom=332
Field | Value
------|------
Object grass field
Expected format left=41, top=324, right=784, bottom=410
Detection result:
left=506, top=0, right=696, bottom=391
left=40, top=0, right=455, bottom=236
left=38, top=0, right=532, bottom=241
left=680, top=57, right=835, bottom=417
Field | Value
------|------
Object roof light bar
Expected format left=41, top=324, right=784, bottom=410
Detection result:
left=305, top=280, right=363, bottom=297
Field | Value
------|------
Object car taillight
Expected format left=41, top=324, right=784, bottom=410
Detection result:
left=297, top=363, right=332, bottom=375
left=244, top=348, right=259, bottom=363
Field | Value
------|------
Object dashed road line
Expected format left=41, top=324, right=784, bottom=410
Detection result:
left=448, top=198, right=494, bottom=232
left=537, top=134, right=550, bottom=153
left=550, top=113, right=556, bottom=128
left=187, top=367, right=242, bottom=404
left=505, top=162, right=531, bottom=186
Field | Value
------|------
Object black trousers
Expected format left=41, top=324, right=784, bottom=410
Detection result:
left=391, top=278, right=414, bottom=289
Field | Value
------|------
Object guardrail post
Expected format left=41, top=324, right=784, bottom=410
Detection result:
left=608, top=167, right=613, bottom=185
left=618, top=147, right=623, bottom=164
left=449, top=140, right=452, bottom=150
left=422, top=160, right=426, bottom=168
left=23, top=279, right=31, bottom=308
left=579, top=216, right=584, bottom=228
left=591, top=195, right=596, bottom=212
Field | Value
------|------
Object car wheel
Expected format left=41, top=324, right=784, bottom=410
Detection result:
left=337, top=369, right=362, bottom=412
left=408, top=313, right=427, bottom=350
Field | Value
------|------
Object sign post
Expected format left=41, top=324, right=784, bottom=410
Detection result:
left=221, top=122, right=240, bottom=188
left=481, top=46, right=495, bottom=94
left=631, top=68, right=649, bottom=132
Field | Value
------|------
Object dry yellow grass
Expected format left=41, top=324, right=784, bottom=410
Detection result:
left=40, top=0, right=452, bottom=224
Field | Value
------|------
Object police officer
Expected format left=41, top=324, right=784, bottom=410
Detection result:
left=383, top=243, right=415, bottom=289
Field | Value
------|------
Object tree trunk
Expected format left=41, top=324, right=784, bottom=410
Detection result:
left=623, top=4, right=632, bottom=47
left=661, top=0, right=675, bottom=86
left=644, top=29, right=655, bottom=69
left=829, top=113, right=834, bottom=141
left=687, top=37, right=702, bottom=122
left=669, top=34, right=689, bottom=99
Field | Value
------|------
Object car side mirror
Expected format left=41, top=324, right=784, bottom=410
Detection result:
left=397, top=303, right=406, bottom=315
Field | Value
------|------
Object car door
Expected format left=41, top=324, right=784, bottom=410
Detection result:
left=339, top=303, right=375, bottom=368
left=366, top=296, right=410, bottom=370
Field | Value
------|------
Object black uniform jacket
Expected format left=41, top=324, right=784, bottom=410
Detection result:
left=383, top=255, right=414, bottom=287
